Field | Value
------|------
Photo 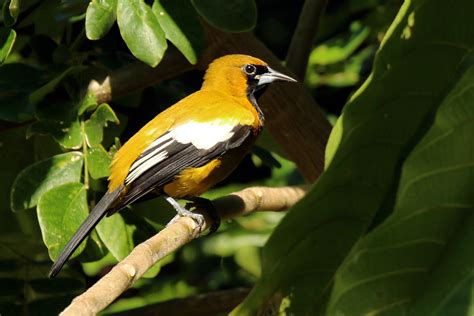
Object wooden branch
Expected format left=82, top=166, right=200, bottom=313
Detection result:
left=112, top=288, right=251, bottom=316
left=285, top=0, right=328, bottom=79
left=60, top=186, right=307, bottom=316
left=87, top=28, right=331, bottom=182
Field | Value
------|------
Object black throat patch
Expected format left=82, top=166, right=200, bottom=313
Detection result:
left=246, top=65, right=269, bottom=123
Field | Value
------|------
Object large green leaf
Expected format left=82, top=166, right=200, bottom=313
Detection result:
left=233, top=0, right=474, bottom=314
left=117, top=0, right=167, bottom=67
left=37, top=182, right=89, bottom=260
left=96, top=213, right=134, bottom=261
left=191, top=0, right=256, bottom=32
left=327, top=63, right=474, bottom=315
left=85, top=0, right=117, bottom=40
left=152, top=0, right=204, bottom=64
left=0, top=28, right=16, bottom=64
left=10, top=152, right=83, bottom=212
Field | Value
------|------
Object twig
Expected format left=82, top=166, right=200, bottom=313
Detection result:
left=285, top=0, right=328, bottom=79
left=60, top=186, right=307, bottom=315
left=112, top=288, right=251, bottom=316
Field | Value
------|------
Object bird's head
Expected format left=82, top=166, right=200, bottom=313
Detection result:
left=202, top=54, right=297, bottom=100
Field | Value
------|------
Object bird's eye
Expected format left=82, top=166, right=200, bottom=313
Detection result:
left=243, top=64, right=257, bottom=76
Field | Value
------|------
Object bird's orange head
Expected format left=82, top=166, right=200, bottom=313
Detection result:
left=202, top=54, right=296, bottom=100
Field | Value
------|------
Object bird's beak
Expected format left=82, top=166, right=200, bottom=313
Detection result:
left=257, top=67, right=297, bottom=86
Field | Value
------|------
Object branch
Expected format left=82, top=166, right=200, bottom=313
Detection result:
left=87, top=27, right=332, bottom=182
left=285, top=0, right=328, bottom=79
left=60, top=186, right=307, bottom=316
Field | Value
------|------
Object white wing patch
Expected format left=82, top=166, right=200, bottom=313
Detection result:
left=171, top=121, right=236, bottom=149
left=125, top=120, right=237, bottom=184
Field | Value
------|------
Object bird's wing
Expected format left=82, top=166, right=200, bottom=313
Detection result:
left=109, top=120, right=252, bottom=211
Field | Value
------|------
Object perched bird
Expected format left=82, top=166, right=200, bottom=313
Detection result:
left=49, top=54, right=296, bottom=278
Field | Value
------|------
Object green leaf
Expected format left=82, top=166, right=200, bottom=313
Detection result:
left=78, top=92, right=98, bottom=115
left=152, top=0, right=204, bottom=64
left=37, top=182, right=89, bottom=260
left=327, top=63, right=474, bottom=316
left=96, top=213, right=134, bottom=261
left=2, top=0, right=20, bottom=26
left=28, top=119, right=82, bottom=149
left=191, top=0, right=256, bottom=32
left=85, top=0, right=117, bottom=40
left=0, top=28, right=16, bottom=64
left=234, top=0, right=474, bottom=314
left=117, top=0, right=167, bottom=67
left=84, top=103, right=119, bottom=147
left=0, top=127, right=35, bottom=233
left=87, top=145, right=111, bottom=179
left=29, top=66, right=85, bottom=106
left=10, top=152, right=83, bottom=212
left=0, top=63, right=44, bottom=122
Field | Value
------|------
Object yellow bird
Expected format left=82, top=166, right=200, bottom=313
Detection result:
left=49, top=54, right=296, bottom=277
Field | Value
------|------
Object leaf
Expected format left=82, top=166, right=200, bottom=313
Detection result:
left=28, top=119, right=82, bottom=149
left=327, top=63, right=474, bottom=315
left=0, top=127, right=35, bottom=233
left=191, top=0, right=256, bottom=32
left=37, top=182, right=89, bottom=260
left=0, top=28, right=16, bottom=64
left=10, top=152, right=83, bottom=212
left=2, top=0, right=20, bottom=26
left=84, top=103, right=119, bottom=147
left=96, top=213, right=134, bottom=261
left=78, top=92, right=98, bottom=115
left=151, top=0, right=205, bottom=64
left=87, top=145, right=111, bottom=179
left=29, top=66, right=85, bottom=106
left=0, top=63, right=44, bottom=122
left=86, top=0, right=117, bottom=40
left=233, top=0, right=474, bottom=314
left=116, top=0, right=167, bottom=67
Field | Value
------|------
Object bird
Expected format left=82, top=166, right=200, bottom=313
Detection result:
left=49, top=54, right=296, bottom=278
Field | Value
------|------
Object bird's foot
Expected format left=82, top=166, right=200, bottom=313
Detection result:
left=165, top=196, right=205, bottom=235
left=186, top=197, right=221, bottom=235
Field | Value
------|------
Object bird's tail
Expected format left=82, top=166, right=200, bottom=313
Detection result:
left=48, top=189, right=122, bottom=278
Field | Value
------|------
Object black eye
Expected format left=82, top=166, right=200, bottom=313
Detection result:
left=243, top=64, right=257, bottom=76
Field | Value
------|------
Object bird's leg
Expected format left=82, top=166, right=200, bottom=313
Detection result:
left=185, top=197, right=221, bottom=234
left=165, top=196, right=205, bottom=234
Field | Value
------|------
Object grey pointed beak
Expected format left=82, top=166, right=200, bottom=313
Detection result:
left=257, top=67, right=297, bottom=86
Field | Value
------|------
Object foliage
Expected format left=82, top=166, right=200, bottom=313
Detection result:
left=234, top=0, right=474, bottom=315
left=1, top=0, right=473, bottom=315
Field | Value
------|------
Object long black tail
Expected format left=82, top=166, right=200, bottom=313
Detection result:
left=49, top=189, right=121, bottom=278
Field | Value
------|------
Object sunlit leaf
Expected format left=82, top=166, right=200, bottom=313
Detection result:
left=0, top=28, right=16, bottom=64
left=86, top=0, right=117, bottom=40
left=37, top=182, right=89, bottom=260
left=84, top=103, right=119, bottom=147
left=96, top=213, right=134, bottom=261
left=152, top=0, right=204, bottom=64
left=10, top=152, right=83, bottom=212
left=117, top=0, right=167, bottom=67
left=28, top=119, right=82, bottom=149
left=87, top=145, right=111, bottom=179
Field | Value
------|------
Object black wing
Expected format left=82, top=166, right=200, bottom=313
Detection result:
left=109, top=124, right=252, bottom=212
